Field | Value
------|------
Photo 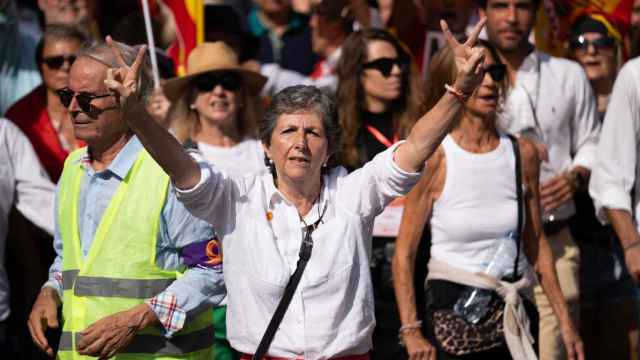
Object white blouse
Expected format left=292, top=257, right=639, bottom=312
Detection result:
left=176, top=143, right=419, bottom=359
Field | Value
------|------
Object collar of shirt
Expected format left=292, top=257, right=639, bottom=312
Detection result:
left=263, top=172, right=330, bottom=228
left=75, top=136, right=144, bottom=179
left=248, top=9, right=306, bottom=38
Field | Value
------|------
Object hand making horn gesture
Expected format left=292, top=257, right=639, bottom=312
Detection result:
left=104, top=35, right=148, bottom=112
left=441, top=17, right=488, bottom=97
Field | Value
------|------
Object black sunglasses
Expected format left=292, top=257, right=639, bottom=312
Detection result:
left=42, top=55, right=76, bottom=70
left=569, top=35, right=615, bottom=51
left=194, top=73, right=241, bottom=92
left=362, top=57, right=410, bottom=77
left=484, top=64, right=507, bottom=82
left=57, top=88, right=116, bottom=115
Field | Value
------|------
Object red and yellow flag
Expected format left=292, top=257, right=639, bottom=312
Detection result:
left=535, top=0, right=632, bottom=57
left=163, top=0, right=205, bottom=76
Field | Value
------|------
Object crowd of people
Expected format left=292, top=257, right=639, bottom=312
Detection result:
left=2, top=0, right=640, bottom=359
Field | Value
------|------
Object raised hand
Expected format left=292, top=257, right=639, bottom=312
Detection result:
left=440, top=17, right=487, bottom=96
left=103, top=36, right=147, bottom=112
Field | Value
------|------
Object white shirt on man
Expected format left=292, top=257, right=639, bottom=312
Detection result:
left=0, top=118, right=55, bottom=321
left=589, top=57, right=640, bottom=229
left=176, top=143, right=419, bottom=359
left=498, top=50, right=600, bottom=221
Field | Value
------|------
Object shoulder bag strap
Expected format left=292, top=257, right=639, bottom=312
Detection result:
left=508, top=135, right=524, bottom=278
left=253, top=202, right=328, bottom=360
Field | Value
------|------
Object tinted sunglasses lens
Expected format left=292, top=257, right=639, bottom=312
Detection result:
left=594, top=37, right=615, bottom=48
left=195, top=77, right=215, bottom=92
left=369, top=59, right=395, bottom=77
left=218, top=73, right=240, bottom=91
left=57, top=89, right=73, bottom=107
left=487, top=64, right=506, bottom=81
left=195, top=74, right=240, bottom=92
left=75, top=94, right=94, bottom=112
left=44, top=56, right=65, bottom=69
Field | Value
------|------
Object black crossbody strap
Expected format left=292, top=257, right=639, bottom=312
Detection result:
left=508, top=135, right=524, bottom=278
left=253, top=202, right=328, bottom=360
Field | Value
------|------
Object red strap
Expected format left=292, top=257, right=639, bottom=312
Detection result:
left=365, top=125, right=399, bottom=148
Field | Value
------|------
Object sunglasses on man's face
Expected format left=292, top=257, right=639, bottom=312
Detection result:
left=42, top=55, right=76, bottom=70
left=484, top=64, right=507, bottom=82
left=569, top=35, right=615, bottom=51
left=362, top=57, right=410, bottom=77
left=194, top=73, right=241, bottom=93
left=57, top=88, right=116, bottom=116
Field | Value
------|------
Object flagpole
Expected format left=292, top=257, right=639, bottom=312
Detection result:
left=141, top=0, right=160, bottom=88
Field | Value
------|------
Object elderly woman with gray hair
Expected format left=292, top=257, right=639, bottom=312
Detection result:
left=105, top=19, right=487, bottom=360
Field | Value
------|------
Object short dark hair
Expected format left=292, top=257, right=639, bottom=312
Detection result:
left=478, top=0, right=541, bottom=9
left=260, top=85, right=343, bottom=170
left=35, top=24, right=88, bottom=67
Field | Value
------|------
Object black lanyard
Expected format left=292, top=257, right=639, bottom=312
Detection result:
left=253, top=201, right=328, bottom=360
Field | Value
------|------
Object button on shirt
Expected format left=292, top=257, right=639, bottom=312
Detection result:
left=45, top=136, right=225, bottom=336
left=0, top=118, right=55, bottom=321
left=176, top=143, right=419, bottom=359
left=498, top=51, right=600, bottom=220
left=590, top=57, right=640, bottom=229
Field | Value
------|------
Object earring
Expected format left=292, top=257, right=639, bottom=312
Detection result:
left=190, top=104, right=196, bottom=110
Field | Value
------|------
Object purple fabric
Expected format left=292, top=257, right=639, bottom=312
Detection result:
left=181, top=239, right=222, bottom=269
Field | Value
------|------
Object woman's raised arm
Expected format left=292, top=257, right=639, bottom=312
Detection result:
left=394, top=18, right=487, bottom=172
left=103, top=36, right=201, bottom=190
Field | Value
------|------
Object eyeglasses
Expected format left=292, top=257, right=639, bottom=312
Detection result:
left=362, top=57, right=410, bottom=77
left=57, top=88, right=116, bottom=115
left=484, top=64, right=507, bottom=82
left=42, top=55, right=76, bottom=70
left=194, top=73, right=241, bottom=92
left=569, top=35, right=615, bottom=51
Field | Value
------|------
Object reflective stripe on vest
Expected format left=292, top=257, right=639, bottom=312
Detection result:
left=61, top=269, right=79, bottom=290
left=58, top=325, right=215, bottom=354
left=73, top=276, right=174, bottom=298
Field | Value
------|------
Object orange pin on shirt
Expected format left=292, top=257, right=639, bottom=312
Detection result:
left=266, top=211, right=273, bottom=221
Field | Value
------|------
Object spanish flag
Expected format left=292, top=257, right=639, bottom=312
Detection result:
left=163, top=0, right=205, bottom=76
left=535, top=0, right=632, bottom=57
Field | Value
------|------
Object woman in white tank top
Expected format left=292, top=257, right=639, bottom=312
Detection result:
left=392, top=41, right=583, bottom=360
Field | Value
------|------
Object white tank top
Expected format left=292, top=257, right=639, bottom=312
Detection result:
left=430, top=134, right=528, bottom=275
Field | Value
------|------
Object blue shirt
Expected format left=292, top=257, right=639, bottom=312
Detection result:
left=0, top=1, right=41, bottom=115
left=46, top=136, right=225, bottom=334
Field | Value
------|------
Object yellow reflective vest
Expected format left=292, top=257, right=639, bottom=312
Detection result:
left=56, top=148, right=213, bottom=359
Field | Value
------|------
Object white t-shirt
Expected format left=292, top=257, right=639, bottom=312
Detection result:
left=197, top=138, right=267, bottom=177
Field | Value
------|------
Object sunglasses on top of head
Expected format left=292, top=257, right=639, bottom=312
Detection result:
left=42, top=55, right=76, bottom=70
left=484, top=64, right=507, bottom=82
left=569, top=35, right=615, bottom=51
left=362, top=57, right=410, bottom=77
left=194, top=72, right=241, bottom=92
left=57, top=88, right=117, bottom=117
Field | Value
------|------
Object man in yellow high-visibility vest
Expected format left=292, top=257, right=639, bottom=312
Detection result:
left=27, top=39, right=225, bottom=359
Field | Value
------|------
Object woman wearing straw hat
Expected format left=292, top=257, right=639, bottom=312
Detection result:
left=162, top=41, right=269, bottom=359
left=105, top=19, right=490, bottom=360
left=163, top=42, right=268, bottom=176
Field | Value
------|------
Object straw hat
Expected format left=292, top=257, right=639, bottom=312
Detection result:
left=163, top=42, right=267, bottom=102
